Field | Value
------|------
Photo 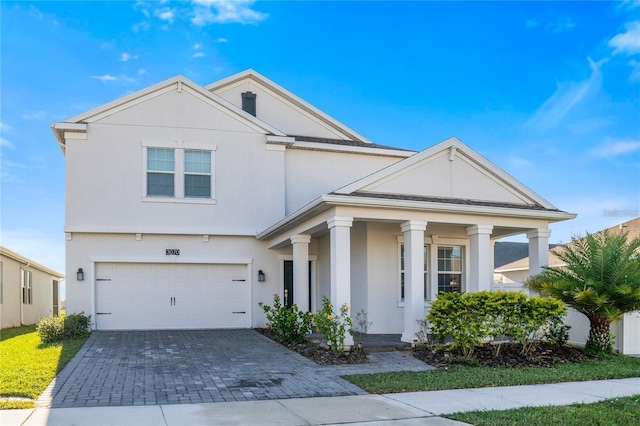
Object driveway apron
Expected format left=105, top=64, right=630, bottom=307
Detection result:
left=45, top=330, right=426, bottom=408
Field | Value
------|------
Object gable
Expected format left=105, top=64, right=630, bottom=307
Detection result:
left=336, top=137, right=557, bottom=210
left=208, top=70, right=372, bottom=143
left=95, top=86, right=265, bottom=134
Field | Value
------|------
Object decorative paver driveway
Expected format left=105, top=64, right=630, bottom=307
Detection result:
left=43, top=330, right=432, bottom=408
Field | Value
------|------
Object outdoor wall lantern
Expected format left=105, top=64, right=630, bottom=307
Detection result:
left=258, top=270, right=266, bottom=282
left=77, top=268, right=85, bottom=281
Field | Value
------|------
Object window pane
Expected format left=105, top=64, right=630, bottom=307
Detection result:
left=438, top=273, right=462, bottom=293
left=147, top=148, right=174, bottom=171
left=185, top=174, right=211, bottom=197
left=185, top=150, right=211, bottom=173
left=147, top=172, right=174, bottom=196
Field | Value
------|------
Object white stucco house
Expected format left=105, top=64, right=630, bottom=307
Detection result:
left=495, top=217, right=640, bottom=354
left=52, top=69, right=576, bottom=343
left=0, top=246, right=64, bottom=329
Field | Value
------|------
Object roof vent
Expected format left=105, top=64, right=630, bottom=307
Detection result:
left=241, top=91, right=257, bottom=116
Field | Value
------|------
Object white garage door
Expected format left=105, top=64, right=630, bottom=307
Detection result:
left=95, top=263, right=249, bottom=330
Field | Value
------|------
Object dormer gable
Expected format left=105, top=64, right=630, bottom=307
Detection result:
left=207, top=69, right=372, bottom=143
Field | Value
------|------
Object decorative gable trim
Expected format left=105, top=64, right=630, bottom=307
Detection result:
left=334, top=137, right=558, bottom=210
left=207, top=69, right=373, bottom=144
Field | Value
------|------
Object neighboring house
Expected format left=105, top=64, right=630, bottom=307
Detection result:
left=493, top=242, right=556, bottom=291
left=495, top=217, right=640, bottom=354
left=0, top=246, right=64, bottom=328
left=52, top=69, right=575, bottom=343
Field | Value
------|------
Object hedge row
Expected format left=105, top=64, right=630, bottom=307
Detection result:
left=427, top=291, right=567, bottom=357
left=37, top=312, right=91, bottom=343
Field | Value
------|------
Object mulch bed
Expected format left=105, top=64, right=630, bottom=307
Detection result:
left=255, top=328, right=369, bottom=365
left=413, top=342, right=590, bottom=368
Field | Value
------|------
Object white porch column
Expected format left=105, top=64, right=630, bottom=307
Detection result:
left=401, top=220, right=427, bottom=343
left=527, top=228, right=551, bottom=276
left=291, top=234, right=311, bottom=312
left=466, top=225, right=493, bottom=292
left=328, top=216, right=354, bottom=346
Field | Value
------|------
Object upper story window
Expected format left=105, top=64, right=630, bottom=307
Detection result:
left=184, top=150, right=211, bottom=198
left=400, top=244, right=428, bottom=301
left=142, top=142, right=216, bottom=204
left=147, top=148, right=175, bottom=196
left=437, top=246, right=463, bottom=293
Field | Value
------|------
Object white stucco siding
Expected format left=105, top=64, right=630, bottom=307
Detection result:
left=365, top=222, right=404, bottom=333
left=65, top=97, right=286, bottom=233
left=362, top=150, right=529, bottom=205
left=350, top=222, right=368, bottom=321
left=65, top=233, right=285, bottom=329
left=0, top=255, right=56, bottom=328
left=214, top=81, right=352, bottom=140
left=285, top=150, right=399, bottom=214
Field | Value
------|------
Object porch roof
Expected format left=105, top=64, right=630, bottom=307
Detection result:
left=256, top=192, right=576, bottom=242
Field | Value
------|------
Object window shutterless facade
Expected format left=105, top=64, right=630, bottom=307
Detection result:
left=143, top=143, right=216, bottom=202
left=437, top=246, right=463, bottom=293
left=184, top=150, right=211, bottom=198
left=400, top=244, right=428, bottom=301
left=147, top=148, right=175, bottom=196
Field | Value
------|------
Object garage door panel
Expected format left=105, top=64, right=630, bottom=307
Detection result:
left=95, top=262, right=250, bottom=330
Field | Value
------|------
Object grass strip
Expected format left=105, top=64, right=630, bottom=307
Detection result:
left=0, top=325, right=88, bottom=409
left=446, top=395, right=640, bottom=426
left=344, top=355, right=640, bottom=394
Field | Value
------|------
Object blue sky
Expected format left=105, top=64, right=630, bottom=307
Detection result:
left=1, top=1, right=639, bottom=291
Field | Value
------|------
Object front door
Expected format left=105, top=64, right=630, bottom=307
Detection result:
left=283, top=260, right=312, bottom=311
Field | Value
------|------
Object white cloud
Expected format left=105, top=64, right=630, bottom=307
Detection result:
left=609, top=21, right=640, bottom=55
left=21, top=110, right=49, bottom=120
left=0, top=121, right=13, bottom=133
left=155, top=7, right=175, bottom=23
left=590, top=138, right=640, bottom=158
left=91, top=74, right=138, bottom=85
left=137, top=68, right=148, bottom=75
left=28, top=5, right=43, bottom=20
left=133, top=21, right=151, bottom=32
left=1, top=137, right=14, bottom=149
left=547, top=16, right=576, bottom=33
left=508, top=157, right=532, bottom=168
left=192, top=51, right=206, bottom=58
left=119, top=52, right=138, bottom=62
left=191, top=0, right=268, bottom=25
left=216, top=37, right=228, bottom=43
left=91, top=74, right=118, bottom=82
left=193, top=42, right=202, bottom=49
left=526, top=58, right=604, bottom=132
left=524, top=18, right=538, bottom=29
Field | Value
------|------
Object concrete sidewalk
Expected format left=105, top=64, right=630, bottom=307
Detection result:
left=2, top=378, right=638, bottom=426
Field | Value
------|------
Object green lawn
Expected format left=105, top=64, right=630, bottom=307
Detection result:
left=344, top=355, right=640, bottom=394
left=0, top=325, right=88, bottom=409
left=446, top=395, right=640, bottom=426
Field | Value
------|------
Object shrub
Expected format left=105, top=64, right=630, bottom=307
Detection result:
left=428, top=291, right=567, bottom=357
left=64, top=312, right=91, bottom=339
left=314, top=297, right=353, bottom=357
left=37, top=312, right=91, bottom=344
left=259, top=294, right=313, bottom=345
left=37, top=316, right=65, bottom=343
left=544, top=319, right=571, bottom=347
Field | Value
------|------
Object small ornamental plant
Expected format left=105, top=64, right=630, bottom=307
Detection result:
left=259, top=294, right=313, bottom=345
left=314, top=297, right=353, bottom=356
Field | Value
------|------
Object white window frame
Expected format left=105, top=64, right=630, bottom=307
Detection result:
left=184, top=149, right=212, bottom=198
left=22, top=269, right=32, bottom=305
left=141, top=141, right=217, bottom=204
left=437, top=245, right=464, bottom=294
left=399, top=243, right=428, bottom=302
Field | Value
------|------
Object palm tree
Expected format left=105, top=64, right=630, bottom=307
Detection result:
left=526, top=230, right=640, bottom=353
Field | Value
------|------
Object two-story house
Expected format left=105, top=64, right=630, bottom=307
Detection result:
left=52, top=70, right=575, bottom=343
